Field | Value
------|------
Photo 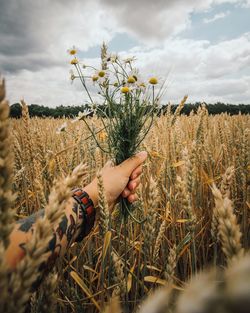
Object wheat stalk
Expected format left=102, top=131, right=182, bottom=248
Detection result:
left=143, top=177, right=158, bottom=260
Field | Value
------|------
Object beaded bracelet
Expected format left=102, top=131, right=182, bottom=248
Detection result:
left=72, top=188, right=96, bottom=242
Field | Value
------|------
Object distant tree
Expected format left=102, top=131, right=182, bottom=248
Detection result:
left=9, top=102, right=250, bottom=118
left=10, top=103, right=22, bottom=118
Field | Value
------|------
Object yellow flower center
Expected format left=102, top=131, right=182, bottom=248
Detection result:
left=121, top=86, right=130, bottom=93
left=92, top=75, right=99, bottom=82
left=98, top=130, right=107, bottom=142
left=127, top=76, right=136, bottom=84
left=98, top=71, right=105, bottom=77
left=149, top=77, right=158, bottom=85
left=70, top=58, right=78, bottom=65
left=69, top=49, right=77, bottom=55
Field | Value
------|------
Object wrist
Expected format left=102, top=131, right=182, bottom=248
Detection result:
left=83, top=179, right=98, bottom=207
left=72, top=188, right=96, bottom=242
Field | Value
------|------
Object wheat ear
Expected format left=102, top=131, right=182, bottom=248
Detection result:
left=137, top=286, right=172, bottom=313
left=6, top=163, right=87, bottom=313
left=176, top=269, right=220, bottom=313
left=0, top=78, right=15, bottom=248
left=224, top=253, right=250, bottom=311
left=103, top=296, right=122, bottom=313
left=211, top=184, right=244, bottom=263
left=165, top=244, right=177, bottom=285
left=97, top=172, right=110, bottom=235
left=111, top=250, right=126, bottom=298
left=153, top=219, right=167, bottom=263
left=220, top=166, right=234, bottom=198
left=35, top=272, right=58, bottom=313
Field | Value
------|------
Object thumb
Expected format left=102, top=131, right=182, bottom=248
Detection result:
left=119, top=151, right=147, bottom=176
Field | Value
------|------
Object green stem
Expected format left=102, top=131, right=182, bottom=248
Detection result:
left=81, top=118, right=109, bottom=154
left=74, top=64, right=94, bottom=104
left=121, top=198, right=146, bottom=224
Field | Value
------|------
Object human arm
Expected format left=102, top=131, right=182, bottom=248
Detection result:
left=4, top=151, right=147, bottom=270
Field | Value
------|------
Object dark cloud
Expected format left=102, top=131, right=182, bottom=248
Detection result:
left=100, top=0, right=207, bottom=41
left=0, top=0, right=82, bottom=72
left=0, top=0, right=114, bottom=73
left=0, top=53, right=62, bottom=73
left=0, top=1, right=48, bottom=56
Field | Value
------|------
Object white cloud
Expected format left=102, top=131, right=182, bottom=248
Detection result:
left=128, top=33, right=250, bottom=104
left=240, top=0, right=250, bottom=7
left=1, top=0, right=250, bottom=106
left=203, top=10, right=230, bottom=23
left=100, top=0, right=245, bottom=42
left=5, top=58, right=103, bottom=106
left=7, top=33, right=250, bottom=106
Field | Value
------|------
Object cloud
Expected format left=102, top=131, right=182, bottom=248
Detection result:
left=5, top=57, right=103, bottom=106
left=240, top=0, right=250, bottom=7
left=100, top=0, right=205, bottom=42
left=0, top=0, right=243, bottom=66
left=199, top=33, right=250, bottom=79
left=100, top=0, right=245, bottom=42
left=0, top=0, right=117, bottom=74
left=1, top=0, right=250, bottom=105
left=203, top=10, right=230, bottom=23
left=5, top=33, right=250, bottom=106
left=128, top=33, right=250, bottom=103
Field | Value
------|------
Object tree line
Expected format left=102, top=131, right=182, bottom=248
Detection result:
left=9, top=102, right=250, bottom=118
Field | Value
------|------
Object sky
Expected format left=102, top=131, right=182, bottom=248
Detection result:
left=0, top=0, right=250, bottom=106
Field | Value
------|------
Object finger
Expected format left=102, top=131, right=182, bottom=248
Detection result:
left=118, top=151, right=147, bottom=177
left=121, top=187, right=131, bottom=198
left=127, top=193, right=138, bottom=203
left=128, top=177, right=140, bottom=191
left=130, top=165, right=143, bottom=180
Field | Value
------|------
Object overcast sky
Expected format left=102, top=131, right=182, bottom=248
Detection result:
left=0, top=0, right=250, bottom=106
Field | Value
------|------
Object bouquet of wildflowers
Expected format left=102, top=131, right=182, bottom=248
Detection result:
left=68, top=43, right=165, bottom=219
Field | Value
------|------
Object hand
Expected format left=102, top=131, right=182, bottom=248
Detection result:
left=84, top=151, right=147, bottom=209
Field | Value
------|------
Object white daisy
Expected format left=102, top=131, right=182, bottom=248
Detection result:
left=56, top=122, right=67, bottom=134
left=71, top=109, right=93, bottom=123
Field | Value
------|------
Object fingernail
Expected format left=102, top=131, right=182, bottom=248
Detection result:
left=137, top=151, right=147, bottom=159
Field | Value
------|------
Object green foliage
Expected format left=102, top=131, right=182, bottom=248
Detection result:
left=9, top=103, right=94, bottom=118
left=10, top=102, right=250, bottom=119
left=9, top=102, right=22, bottom=118
left=168, top=102, right=250, bottom=115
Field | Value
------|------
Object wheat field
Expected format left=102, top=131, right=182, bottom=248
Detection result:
left=1, top=80, right=250, bottom=312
